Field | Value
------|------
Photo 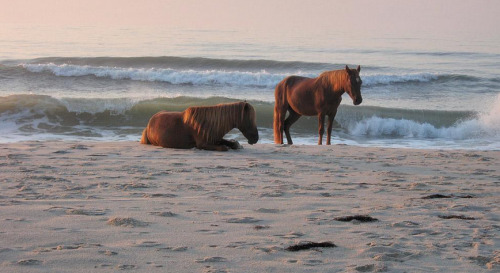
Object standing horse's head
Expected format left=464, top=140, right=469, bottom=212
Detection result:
left=345, top=65, right=363, bottom=105
left=238, top=102, right=259, bottom=144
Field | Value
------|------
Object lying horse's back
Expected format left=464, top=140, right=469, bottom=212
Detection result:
left=141, top=111, right=196, bottom=148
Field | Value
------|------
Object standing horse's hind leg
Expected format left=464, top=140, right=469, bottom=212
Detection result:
left=274, top=105, right=288, bottom=144
left=284, top=110, right=301, bottom=145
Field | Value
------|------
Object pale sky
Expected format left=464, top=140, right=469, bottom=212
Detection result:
left=1, top=0, right=498, bottom=37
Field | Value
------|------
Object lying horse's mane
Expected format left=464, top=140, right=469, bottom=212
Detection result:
left=183, top=102, right=245, bottom=144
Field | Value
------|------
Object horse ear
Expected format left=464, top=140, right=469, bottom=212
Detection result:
left=357, top=65, right=361, bottom=72
left=345, top=65, right=352, bottom=75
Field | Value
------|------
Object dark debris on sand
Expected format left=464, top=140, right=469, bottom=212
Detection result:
left=422, top=194, right=475, bottom=199
left=285, top=242, right=337, bottom=252
left=422, top=194, right=452, bottom=199
left=334, top=215, right=378, bottom=222
left=438, top=215, right=476, bottom=220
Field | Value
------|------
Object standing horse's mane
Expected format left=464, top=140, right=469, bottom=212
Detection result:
left=183, top=102, right=246, bottom=144
left=317, top=70, right=349, bottom=90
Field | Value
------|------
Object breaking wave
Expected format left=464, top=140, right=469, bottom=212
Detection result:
left=20, top=62, right=483, bottom=88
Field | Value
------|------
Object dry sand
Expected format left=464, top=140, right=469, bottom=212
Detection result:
left=0, top=141, right=499, bottom=272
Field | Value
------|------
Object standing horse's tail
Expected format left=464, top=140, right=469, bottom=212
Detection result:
left=273, top=78, right=288, bottom=144
left=140, top=128, right=150, bottom=145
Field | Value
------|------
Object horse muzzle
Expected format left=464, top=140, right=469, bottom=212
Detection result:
left=354, top=97, right=363, bottom=105
left=247, top=134, right=259, bottom=145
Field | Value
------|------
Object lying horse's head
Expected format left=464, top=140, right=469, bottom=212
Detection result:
left=238, top=102, right=259, bottom=144
left=345, top=65, right=363, bottom=105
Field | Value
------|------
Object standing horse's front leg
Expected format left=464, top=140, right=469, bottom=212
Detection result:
left=318, top=114, right=325, bottom=145
left=326, top=115, right=334, bottom=145
left=326, top=102, right=340, bottom=145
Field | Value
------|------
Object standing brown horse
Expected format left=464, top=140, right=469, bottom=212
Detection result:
left=141, top=102, right=259, bottom=151
left=274, top=65, right=362, bottom=145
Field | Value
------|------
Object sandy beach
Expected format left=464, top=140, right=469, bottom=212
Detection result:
left=0, top=141, right=498, bottom=272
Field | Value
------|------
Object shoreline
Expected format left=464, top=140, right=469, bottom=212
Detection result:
left=1, top=141, right=499, bottom=272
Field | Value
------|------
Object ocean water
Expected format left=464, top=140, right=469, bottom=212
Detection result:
left=1, top=26, right=499, bottom=149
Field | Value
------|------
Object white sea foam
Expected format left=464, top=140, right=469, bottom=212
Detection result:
left=361, top=73, right=439, bottom=85
left=22, top=63, right=443, bottom=88
left=22, top=63, right=290, bottom=88
left=349, top=94, right=500, bottom=140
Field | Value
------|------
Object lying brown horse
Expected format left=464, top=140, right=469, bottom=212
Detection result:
left=141, top=102, right=259, bottom=151
left=274, top=65, right=363, bottom=145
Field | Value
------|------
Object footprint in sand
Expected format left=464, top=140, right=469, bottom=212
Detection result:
left=391, top=221, right=420, bottom=228
left=299, top=259, right=324, bottom=266
left=195, top=257, right=228, bottom=263
left=70, top=144, right=89, bottom=150
left=17, top=259, right=42, bottom=266
left=66, top=208, right=107, bottom=216
left=116, top=264, right=137, bottom=270
left=255, top=208, right=280, bottom=213
left=157, top=246, right=188, bottom=252
left=98, top=250, right=118, bottom=256
left=149, top=211, right=176, bottom=217
left=132, top=241, right=162, bottom=248
left=203, top=266, right=230, bottom=273
left=253, top=225, right=270, bottom=230
left=142, top=193, right=177, bottom=198
left=225, top=217, right=261, bottom=223
left=353, top=264, right=387, bottom=272
left=107, top=217, right=149, bottom=227
left=196, top=229, right=226, bottom=235
left=275, top=231, right=305, bottom=239
left=360, top=246, right=416, bottom=262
